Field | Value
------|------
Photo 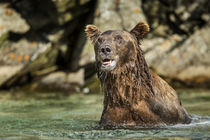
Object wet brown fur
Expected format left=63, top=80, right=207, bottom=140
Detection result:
left=85, top=22, right=191, bottom=127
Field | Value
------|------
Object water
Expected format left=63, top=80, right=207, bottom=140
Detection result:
left=0, top=89, right=210, bottom=140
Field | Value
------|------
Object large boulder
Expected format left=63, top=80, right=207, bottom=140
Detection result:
left=0, top=3, right=30, bottom=87
left=0, top=38, right=55, bottom=87
left=142, top=25, right=210, bottom=87
left=0, top=0, right=96, bottom=89
left=34, top=69, right=85, bottom=92
left=0, top=3, right=29, bottom=35
left=141, top=0, right=210, bottom=87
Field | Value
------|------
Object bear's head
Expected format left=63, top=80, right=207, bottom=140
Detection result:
left=85, top=22, right=149, bottom=72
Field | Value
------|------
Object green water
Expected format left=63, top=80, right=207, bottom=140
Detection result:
left=0, top=89, right=210, bottom=140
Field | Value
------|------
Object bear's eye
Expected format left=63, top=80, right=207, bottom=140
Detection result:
left=97, top=38, right=104, bottom=44
left=115, top=35, right=122, bottom=40
left=114, top=35, right=123, bottom=44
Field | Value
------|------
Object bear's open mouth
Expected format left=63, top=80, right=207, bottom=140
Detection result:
left=102, top=59, right=113, bottom=66
left=101, top=58, right=117, bottom=70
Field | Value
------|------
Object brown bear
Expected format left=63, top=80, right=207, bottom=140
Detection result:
left=85, top=22, right=191, bottom=127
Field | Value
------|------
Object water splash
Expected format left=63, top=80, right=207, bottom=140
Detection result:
left=171, top=115, right=210, bottom=128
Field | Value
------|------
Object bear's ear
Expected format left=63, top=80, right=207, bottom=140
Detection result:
left=85, top=25, right=101, bottom=43
left=130, top=22, right=149, bottom=41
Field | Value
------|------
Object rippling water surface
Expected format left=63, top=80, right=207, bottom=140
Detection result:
left=0, top=89, right=210, bottom=140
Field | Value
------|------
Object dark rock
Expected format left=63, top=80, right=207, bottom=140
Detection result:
left=0, top=0, right=97, bottom=89
left=142, top=0, right=210, bottom=36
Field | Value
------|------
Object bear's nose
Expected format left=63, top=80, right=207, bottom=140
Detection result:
left=101, top=45, right=112, bottom=55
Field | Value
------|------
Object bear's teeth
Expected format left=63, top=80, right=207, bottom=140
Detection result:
left=103, top=60, right=112, bottom=65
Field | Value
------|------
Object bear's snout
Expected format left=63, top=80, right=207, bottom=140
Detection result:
left=100, top=45, right=112, bottom=55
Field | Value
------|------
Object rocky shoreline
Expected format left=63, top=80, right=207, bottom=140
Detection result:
left=0, top=0, right=209, bottom=91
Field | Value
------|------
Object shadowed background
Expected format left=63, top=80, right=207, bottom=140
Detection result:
left=0, top=0, right=210, bottom=92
